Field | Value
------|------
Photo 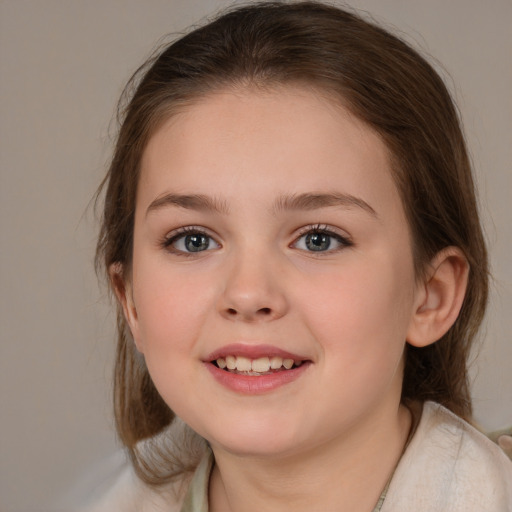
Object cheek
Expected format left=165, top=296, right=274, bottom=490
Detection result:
left=130, top=263, right=214, bottom=418
left=298, top=255, right=415, bottom=360
left=131, top=256, right=214, bottom=354
left=299, top=261, right=414, bottom=418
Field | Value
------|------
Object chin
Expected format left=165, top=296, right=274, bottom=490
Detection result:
left=202, top=415, right=309, bottom=459
left=214, top=437, right=299, bottom=459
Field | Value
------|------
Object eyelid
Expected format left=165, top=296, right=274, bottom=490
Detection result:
left=291, top=224, right=353, bottom=251
left=161, top=226, right=221, bottom=254
left=295, top=223, right=346, bottom=236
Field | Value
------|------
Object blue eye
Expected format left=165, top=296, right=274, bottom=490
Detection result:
left=304, top=232, right=331, bottom=251
left=165, top=229, right=220, bottom=254
left=294, top=227, right=351, bottom=252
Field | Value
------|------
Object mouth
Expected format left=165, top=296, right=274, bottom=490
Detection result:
left=204, top=344, right=311, bottom=393
left=212, top=355, right=305, bottom=376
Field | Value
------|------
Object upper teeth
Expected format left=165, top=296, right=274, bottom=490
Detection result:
left=216, top=356, right=297, bottom=372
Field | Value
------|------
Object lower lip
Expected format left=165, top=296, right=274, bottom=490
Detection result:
left=205, top=362, right=311, bottom=394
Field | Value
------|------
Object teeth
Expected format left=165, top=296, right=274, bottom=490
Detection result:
left=236, top=356, right=252, bottom=372
left=225, top=355, right=236, bottom=370
left=251, top=357, right=270, bottom=373
left=215, top=355, right=301, bottom=372
left=270, top=356, right=283, bottom=369
left=283, top=358, right=294, bottom=369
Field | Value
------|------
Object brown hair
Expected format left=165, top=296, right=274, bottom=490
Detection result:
left=96, top=1, right=488, bottom=484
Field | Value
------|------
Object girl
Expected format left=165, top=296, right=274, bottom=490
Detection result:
left=92, top=2, right=512, bottom=511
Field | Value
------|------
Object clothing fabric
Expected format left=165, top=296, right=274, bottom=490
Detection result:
left=380, top=402, right=512, bottom=511
left=83, top=402, right=512, bottom=511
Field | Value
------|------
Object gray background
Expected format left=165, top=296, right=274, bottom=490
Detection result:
left=1, top=1, right=510, bottom=510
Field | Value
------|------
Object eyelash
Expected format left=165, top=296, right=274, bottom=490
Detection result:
left=292, top=224, right=353, bottom=253
left=161, top=226, right=219, bottom=256
left=161, top=224, right=353, bottom=256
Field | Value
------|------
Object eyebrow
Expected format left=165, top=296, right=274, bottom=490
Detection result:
left=146, top=191, right=377, bottom=218
left=272, top=192, right=378, bottom=217
left=146, top=193, right=230, bottom=217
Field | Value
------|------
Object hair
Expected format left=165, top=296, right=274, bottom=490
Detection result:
left=95, top=1, right=488, bottom=485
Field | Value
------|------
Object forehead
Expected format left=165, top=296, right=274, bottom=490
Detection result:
left=138, top=86, right=399, bottom=216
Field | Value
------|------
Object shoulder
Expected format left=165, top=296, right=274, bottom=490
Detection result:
left=382, top=401, right=512, bottom=511
left=79, top=462, right=193, bottom=512
left=77, top=421, right=209, bottom=512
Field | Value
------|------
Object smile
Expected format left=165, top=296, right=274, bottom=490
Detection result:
left=213, top=355, right=303, bottom=375
left=205, top=344, right=311, bottom=394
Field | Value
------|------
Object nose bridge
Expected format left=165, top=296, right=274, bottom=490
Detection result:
left=219, top=240, right=288, bottom=321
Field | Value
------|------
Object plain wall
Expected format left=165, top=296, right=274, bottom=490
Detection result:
left=1, top=1, right=510, bottom=510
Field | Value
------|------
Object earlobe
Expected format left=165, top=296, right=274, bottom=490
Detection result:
left=407, top=247, right=469, bottom=348
left=109, top=263, right=144, bottom=353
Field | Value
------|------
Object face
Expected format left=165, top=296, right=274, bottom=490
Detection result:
left=123, top=86, right=421, bottom=458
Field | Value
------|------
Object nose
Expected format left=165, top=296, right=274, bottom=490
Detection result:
left=218, top=250, right=289, bottom=322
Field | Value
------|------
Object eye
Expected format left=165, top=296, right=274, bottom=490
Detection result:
left=293, top=226, right=352, bottom=253
left=164, top=228, right=220, bottom=254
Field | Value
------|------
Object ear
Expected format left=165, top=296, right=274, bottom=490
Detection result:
left=109, top=263, right=144, bottom=353
left=407, top=247, right=469, bottom=348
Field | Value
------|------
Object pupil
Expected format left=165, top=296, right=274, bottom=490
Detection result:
left=306, top=232, right=330, bottom=251
left=185, top=234, right=209, bottom=252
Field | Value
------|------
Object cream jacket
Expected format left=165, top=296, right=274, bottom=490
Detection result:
left=83, top=402, right=512, bottom=511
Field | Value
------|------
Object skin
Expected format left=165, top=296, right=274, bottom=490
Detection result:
left=117, top=86, right=468, bottom=512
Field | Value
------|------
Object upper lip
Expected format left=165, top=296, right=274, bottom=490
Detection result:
left=205, top=343, right=310, bottom=362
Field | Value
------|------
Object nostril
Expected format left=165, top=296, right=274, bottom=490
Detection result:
left=223, top=306, right=275, bottom=319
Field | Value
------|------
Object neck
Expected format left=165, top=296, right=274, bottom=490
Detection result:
left=209, top=402, right=412, bottom=512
